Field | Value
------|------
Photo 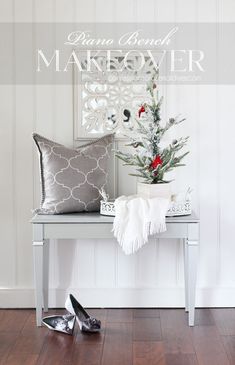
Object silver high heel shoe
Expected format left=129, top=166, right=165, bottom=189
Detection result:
left=42, top=314, right=75, bottom=335
left=65, top=294, right=101, bottom=333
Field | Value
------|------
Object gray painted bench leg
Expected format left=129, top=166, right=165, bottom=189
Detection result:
left=33, top=242, right=43, bottom=326
left=187, top=223, right=199, bottom=326
left=183, top=238, right=189, bottom=312
left=43, top=239, right=49, bottom=313
left=33, top=224, right=44, bottom=327
left=187, top=240, right=199, bottom=326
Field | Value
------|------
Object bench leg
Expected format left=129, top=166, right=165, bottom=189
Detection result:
left=183, top=239, right=189, bottom=312
left=33, top=241, right=44, bottom=326
left=187, top=239, right=199, bottom=326
left=43, top=239, right=49, bottom=312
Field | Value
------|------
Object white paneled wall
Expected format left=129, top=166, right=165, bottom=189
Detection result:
left=0, top=0, right=235, bottom=308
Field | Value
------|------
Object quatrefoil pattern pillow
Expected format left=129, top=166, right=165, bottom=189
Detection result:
left=33, top=133, right=114, bottom=214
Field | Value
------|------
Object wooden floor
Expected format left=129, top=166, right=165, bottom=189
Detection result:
left=0, top=308, right=235, bottom=365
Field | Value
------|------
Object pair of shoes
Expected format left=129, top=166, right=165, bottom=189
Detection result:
left=42, top=294, right=101, bottom=335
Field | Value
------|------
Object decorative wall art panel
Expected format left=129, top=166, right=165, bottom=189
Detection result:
left=73, top=51, right=167, bottom=140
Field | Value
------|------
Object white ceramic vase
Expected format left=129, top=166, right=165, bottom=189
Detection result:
left=137, top=182, right=171, bottom=199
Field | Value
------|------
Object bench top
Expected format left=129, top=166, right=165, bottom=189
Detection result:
left=31, top=211, right=199, bottom=224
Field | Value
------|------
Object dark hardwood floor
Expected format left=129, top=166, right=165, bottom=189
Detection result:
left=0, top=308, right=235, bottom=364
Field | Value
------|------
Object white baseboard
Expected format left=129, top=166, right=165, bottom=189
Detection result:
left=0, top=287, right=235, bottom=308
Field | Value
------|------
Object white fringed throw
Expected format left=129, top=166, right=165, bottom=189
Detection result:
left=113, top=195, right=170, bottom=255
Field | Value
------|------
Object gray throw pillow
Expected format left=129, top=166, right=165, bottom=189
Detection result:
left=33, top=133, right=114, bottom=214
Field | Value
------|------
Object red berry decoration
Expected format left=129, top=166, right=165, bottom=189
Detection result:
left=150, top=155, right=163, bottom=169
left=138, top=105, right=145, bottom=118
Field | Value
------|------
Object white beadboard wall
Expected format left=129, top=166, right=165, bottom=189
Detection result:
left=0, top=0, right=235, bottom=308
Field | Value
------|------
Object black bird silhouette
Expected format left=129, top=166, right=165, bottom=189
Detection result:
left=123, top=109, right=131, bottom=122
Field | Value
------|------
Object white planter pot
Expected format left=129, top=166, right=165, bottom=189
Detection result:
left=137, top=182, right=171, bottom=199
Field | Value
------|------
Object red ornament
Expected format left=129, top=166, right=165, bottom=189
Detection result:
left=138, top=105, right=145, bottom=118
left=150, top=155, right=163, bottom=169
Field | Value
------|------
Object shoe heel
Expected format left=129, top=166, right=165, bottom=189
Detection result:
left=65, top=295, right=75, bottom=315
left=75, top=316, right=83, bottom=331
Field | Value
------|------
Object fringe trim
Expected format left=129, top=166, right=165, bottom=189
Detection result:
left=113, top=217, right=167, bottom=255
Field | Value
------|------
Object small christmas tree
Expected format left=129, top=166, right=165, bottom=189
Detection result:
left=115, top=72, right=189, bottom=184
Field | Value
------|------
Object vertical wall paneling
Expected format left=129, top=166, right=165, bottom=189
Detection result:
left=176, top=240, right=184, bottom=287
left=54, top=0, right=74, bottom=144
left=215, top=0, right=222, bottom=286
left=75, top=0, right=96, bottom=22
left=11, top=0, right=17, bottom=287
left=72, top=240, right=95, bottom=288
left=114, top=0, right=136, bottom=22
left=154, top=0, right=176, bottom=22
left=135, top=240, right=158, bottom=288
left=197, top=86, right=219, bottom=288
left=218, top=85, right=235, bottom=286
left=32, top=0, right=37, bottom=213
left=0, top=0, right=17, bottom=288
left=0, top=85, right=16, bottom=288
left=95, top=239, right=116, bottom=288
left=216, top=0, right=235, bottom=286
left=117, top=246, right=136, bottom=288
left=95, top=0, right=114, bottom=22
left=0, top=0, right=16, bottom=288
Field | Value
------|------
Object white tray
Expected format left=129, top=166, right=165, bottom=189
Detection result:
left=100, top=199, right=191, bottom=217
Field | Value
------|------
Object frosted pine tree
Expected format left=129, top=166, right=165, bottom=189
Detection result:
left=115, top=73, right=189, bottom=184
